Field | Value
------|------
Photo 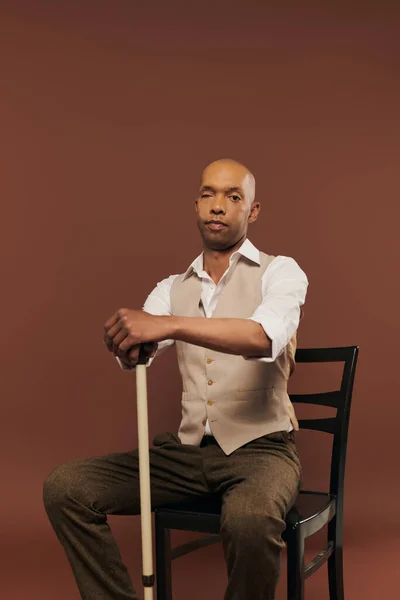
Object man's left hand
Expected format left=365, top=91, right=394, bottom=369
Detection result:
left=104, top=308, right=172, bottom=358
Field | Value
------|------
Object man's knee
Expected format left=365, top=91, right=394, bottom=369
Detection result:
left=43, top=460, right=87, bottom=516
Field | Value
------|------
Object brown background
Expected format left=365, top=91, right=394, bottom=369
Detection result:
left=1, top=2, right=400, bottom=599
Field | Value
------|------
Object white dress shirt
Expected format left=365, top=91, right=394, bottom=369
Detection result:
left=117, top=238, right=308, bottom=436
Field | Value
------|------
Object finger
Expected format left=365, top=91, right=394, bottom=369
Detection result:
left=104, top=322, right=123, bottom=352
left=112, top=329, right=129, bottom=350
left=119, top=332, right=140, bottom=353
left=104, top=330, right=117, bottom=352
left=104, top=311, right=120, bottom=332
left=104, top=330, right=115, bottom=352
left=117, top=343, right=140, bottom=365
left=114, top=331, right=130, bottom=356
left=127, top=345, right=140, bottom=364
left=108, top=321, right=125, bottom=339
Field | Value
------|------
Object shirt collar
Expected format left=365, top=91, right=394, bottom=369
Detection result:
left=182, top=238, right=261, bottom=281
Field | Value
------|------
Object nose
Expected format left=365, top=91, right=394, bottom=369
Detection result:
left=210, top=194, right=226, bottom=215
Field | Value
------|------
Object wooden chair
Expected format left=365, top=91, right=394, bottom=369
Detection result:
left=154, top=346, right=359, bottom=600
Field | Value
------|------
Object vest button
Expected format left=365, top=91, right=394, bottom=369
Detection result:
left=206, top=358, right=213, bottom=364
left=207, top=380, right=213, bottom=386
left=207, top=400, right=213, bottom=406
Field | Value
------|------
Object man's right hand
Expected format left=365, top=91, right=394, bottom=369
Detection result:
left=116, top=342, right=158, bottom=368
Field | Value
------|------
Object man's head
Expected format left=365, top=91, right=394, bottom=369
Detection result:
left=195, top=158, right=260, bottom=251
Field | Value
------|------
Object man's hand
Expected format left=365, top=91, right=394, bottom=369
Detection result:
left=104, top=308, right=172, bottom=365
left=116, top=341, right=158, bottom=368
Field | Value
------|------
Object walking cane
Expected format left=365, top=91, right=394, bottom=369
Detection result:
left=135, top=348, right=155, bottom=600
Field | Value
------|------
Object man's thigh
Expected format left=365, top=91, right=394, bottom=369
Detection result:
left=206, top=432, right=302, bottom=522
left=44, top=431, right=209, bottom=517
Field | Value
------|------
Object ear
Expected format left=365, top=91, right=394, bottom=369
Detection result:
left=248, top=202, right=261, bottom=223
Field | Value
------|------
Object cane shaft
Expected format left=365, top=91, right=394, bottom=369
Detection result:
left=136, top=364, right=154, bottom=599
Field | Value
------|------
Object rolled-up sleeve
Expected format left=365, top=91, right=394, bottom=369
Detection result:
left=247, top=256, right=308, bottom=362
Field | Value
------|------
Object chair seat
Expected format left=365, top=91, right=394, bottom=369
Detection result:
left=155, top=491, right=336, bottom=539
left=155, top=495, right=223, bottom=534
left=284, top=491, right=336, bottom=540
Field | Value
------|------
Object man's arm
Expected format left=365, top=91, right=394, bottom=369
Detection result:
left=170, top=316, right=271, bottom=357
left=105, top=256, right=308, bottom=361
left=106, top=311, right=269, bottom=361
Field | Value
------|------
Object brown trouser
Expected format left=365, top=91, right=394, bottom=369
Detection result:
left=43, top=430, right=301, bottom=600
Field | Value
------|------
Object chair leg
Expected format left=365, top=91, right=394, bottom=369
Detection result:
left=155, top=521, right=173, bottom=600
left=328, top=511, right=344, bottom=600
left=328, top=545, right=344, bottom=600
left=286, top=529, right=305, bottom=600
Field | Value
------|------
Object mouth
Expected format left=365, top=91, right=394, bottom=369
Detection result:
left=206, top=220, right=228, bottom=231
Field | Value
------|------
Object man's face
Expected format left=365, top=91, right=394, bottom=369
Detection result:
left=195, top=162, right=259, bottom=250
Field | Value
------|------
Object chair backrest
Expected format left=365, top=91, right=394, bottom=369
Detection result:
left=291, top=346, right=359, bottom=503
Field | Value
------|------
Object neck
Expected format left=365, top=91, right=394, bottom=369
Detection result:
left=203, top=236, right=246, bottom=284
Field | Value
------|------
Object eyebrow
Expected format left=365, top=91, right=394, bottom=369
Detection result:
left=200, top=185, right=244, bottom=195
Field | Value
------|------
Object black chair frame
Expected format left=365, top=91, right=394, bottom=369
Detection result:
left=154, top=346, right=359, bottom=600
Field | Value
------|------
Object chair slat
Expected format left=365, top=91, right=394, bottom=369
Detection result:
left=290, top=391, right=341, bottom=408
left=304, top=541, right=334, bottom=579
left=171, top=534, right=221, bottom=560
left=298, top=417, right=336, bottom=434
left=295, top=347, right=355, bottom=363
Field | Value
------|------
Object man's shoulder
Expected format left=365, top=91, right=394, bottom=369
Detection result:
left=259, top=252, right=303, bottom=268
left=261, top=254, right=308, bottom=283
left=156, top=273, right=182, bottom=289
left=259, top=250, right=294, bottom=261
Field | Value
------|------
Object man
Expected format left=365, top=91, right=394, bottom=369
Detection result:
left=43, top=159, right=308, bottom=600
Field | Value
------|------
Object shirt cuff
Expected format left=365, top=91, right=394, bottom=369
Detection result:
left=246, top=315, right=286, bottom=363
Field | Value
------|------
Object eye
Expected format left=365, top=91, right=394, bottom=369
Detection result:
left=201, top=193, right=212, bottom=198
left=230, top=195, right=241, bottom=202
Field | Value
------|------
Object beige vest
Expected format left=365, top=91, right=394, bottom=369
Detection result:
left=170, top=252, right=299, bottom=455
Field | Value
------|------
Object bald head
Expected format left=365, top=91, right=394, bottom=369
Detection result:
left=196, top=158, right=261, bottom=250
left=201, top=158, right=256, bottom=205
